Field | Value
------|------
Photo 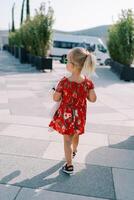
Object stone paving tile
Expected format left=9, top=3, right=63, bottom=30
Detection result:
left=8, top=96, right=43, bottom=105
left=0, top=184, right=20, bottom=200
left=0, top=154, right=64, bottom=187
left=97, top=93, right=131, bottom=109
left=122, top=120, right=134, bottom=127
left=84, top=146, right=134, bottom=169
left=113, top=168, right=134, bottom=200
left=8, top=98, right=49, bottom=117
left=7, top=90, right=35, bottom=99
left=109, top=135, right=134, bottom=150
left=16, top=187, right=110, bottom=200
left=86, top=119, right=134, bottom=127
left=0, top=135, right=49, bottom=158
left=87, top=105, right=116, bottom=114
left=0, top=109, right=10, bottom=115
left=86, top=123, right=134, bottom=136
left=42, top=141, right=134, bottom=169
left=87, top=113, right=128, bottom=122
left=116, top=108, right=134, bottom=119
left=0, top=123, right=10, bottom=132
left=0, top=84, right=6, bottom=90
left=28, top=82, right=51, bottom=91
left=0, top=103, right=9, bottom=109
left=0, top=154, right=115, bottom=200
left=0, top=91, right=8, bottom=103
left=49, top=131, right=109, bottom=146
left=0, top=115, right=50, bottom=127
left=43, top=142, right=65, bottom=161
left=0, top=97, right=8, bottom=103
left=0, top=124, right=50, bottom=141
left=7, top=86, right=30, bottom=90
left=0, top=51, right=134, bottom=200
left=6, top=80, right=29, bottom=85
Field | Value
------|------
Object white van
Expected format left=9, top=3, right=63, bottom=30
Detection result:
left=50, top=32, right=110, bottom=65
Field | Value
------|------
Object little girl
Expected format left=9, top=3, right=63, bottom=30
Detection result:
left=49, top=47, right=97, bottom=174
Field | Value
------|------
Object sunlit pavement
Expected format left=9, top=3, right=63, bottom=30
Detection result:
left=0, top=50, right=134, bottom=200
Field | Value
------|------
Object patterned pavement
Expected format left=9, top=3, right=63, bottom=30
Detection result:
left=0, top=51, right=134, bottom=200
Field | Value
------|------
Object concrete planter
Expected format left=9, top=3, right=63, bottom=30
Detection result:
left=14, top=46, right=19, bottom=58
left=26, top=53, right=34, bottom=65
left=19, top=47, right=27, bottom=64
left=41, top=57, right=53, bottom=71
left=3, top=44, right=9, bottom=51
left=110, top=60, right=134, bottom=81
left=34, top=56, right=53, bottom=71
left=11, top=46, right=14, bottom=55
left=35, top=56, right=43, bottom=70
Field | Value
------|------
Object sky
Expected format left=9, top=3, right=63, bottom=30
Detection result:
left=0, top=0, right=134, bottom=31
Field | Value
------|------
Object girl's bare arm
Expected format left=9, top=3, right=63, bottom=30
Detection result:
left=53, top=91, right=62, bottom=102
left=87, top=89, right=97, bottom=102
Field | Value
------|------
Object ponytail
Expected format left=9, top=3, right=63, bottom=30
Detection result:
left=68, top=47, right=96, bottom=76
left=81, top=53, right=96, bottom=77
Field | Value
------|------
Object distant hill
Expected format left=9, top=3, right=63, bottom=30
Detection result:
left=0, top=25, right=111, bottom=46
left=69, top=25, right=110, bottom=37
left=54, top=25, right=111, bottom=44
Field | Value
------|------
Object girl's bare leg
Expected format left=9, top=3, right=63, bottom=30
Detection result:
left=72, top=134, right=79, bottom=153
left=63, top=135, right=73, bottom=166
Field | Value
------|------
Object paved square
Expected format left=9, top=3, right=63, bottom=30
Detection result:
left=0, top=51, right=134, bottom=200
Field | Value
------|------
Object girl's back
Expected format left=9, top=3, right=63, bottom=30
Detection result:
left=49, top=76, right=94, bottom=135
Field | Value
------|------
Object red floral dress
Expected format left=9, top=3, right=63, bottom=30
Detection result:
left=49, top=76, right=94, bottom=135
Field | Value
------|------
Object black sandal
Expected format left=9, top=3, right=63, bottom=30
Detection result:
left=62, top=164, right=74, bottom=174
left=73, top=150, right=77, bottom=158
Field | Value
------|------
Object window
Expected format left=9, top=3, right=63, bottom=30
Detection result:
left=53, top=41, right=79, bottom=49
left=97, top=44, right=107, bottom=53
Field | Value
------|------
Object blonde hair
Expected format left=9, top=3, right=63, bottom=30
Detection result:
left=68, top=47, right=96, bottom=76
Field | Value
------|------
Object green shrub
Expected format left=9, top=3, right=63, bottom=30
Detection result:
left=33, top=3, right=54, bottom=56
left=9, top=32, right=16, bottom=46
left=22, top=2, right=54, bottom=56
left=8, top=2, right=54, bottom=57
left=107, top=9, right=134, bottom=66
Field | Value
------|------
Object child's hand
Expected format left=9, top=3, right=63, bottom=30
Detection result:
left=53, top=91, right=62, bottom=102
left=87, top=89, right=97, bottom=102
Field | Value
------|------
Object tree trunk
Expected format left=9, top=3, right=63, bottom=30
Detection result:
left=26, top=0, right=30, bottom=20
left=20, top=0, right=26, bottom=25
left=12, top=3, right=15, bottom=32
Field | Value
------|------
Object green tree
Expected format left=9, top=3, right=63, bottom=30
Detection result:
left=34, top=2, right=54, bottom=56
left=26, top=0, right=30, bottom=20
left=11, top=2, right=15, bottom=32
left=9, top=1, right=54, bottom=56
left=107, top=9, right=134, bottom=66
left=20, top=0, right=26, bottom=25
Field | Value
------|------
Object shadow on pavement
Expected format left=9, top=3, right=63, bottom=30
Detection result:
left=1, top=136, right=134, bottom=199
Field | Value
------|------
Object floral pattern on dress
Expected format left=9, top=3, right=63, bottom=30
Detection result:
left=49, top=76, right=94, bottom=135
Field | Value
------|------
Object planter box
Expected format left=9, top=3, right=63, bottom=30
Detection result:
left=11, top=46, right=14, bottom=55
left=27, top=54, right=36, bottom=66
left=34, top=56, right=53, bottom=71
left=19, top=47, right=27, bottom=63
left=26, top=53, right=32, bottom=64
left=110, top=60, right=134, bottom=81
left=35, top=56, right=42, bottom=70
left=14, top=46, right=19, bottom=58
left=26, top=54, right=53, bottom=71
left=8, top=46, right=11, bottom=53
left=41, top=57, right=53, bottom=71
left=3, top=44, right=9, bottom=51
